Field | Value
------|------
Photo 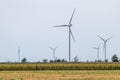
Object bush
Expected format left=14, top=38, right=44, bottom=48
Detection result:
left=111, top=54, right=118, bottom=62
left=21, top=58, right=27, bottom=63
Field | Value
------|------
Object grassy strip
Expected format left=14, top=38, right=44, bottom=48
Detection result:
left=0, top=62, right=120, bottom=71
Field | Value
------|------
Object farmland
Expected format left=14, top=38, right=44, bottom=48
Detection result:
left=0, top=63, right=119, bottom=80
left=0, top=62, right=120, bottom=70
left=0, top=70, right=119, bottom=80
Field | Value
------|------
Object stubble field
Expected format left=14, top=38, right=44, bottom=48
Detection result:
left=0, top=70, right=119, bottom=80
left=0, top=63, right=119, bottom=80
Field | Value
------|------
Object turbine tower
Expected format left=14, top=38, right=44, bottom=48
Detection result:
left=18, top=46, right=20, bottom=62
left=53, top=8, right=76, bottom=62
left=93, top=44, right=100, bottom=62
left=50, top=47, right=57, bottom=61
left=98, top=35, right=112, bottom=62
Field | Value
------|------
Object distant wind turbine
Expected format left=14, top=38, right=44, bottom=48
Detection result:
left=18, top=46, right=20, bottom=62
left=49, top=47, right=57, bottom=61
left=97, top=35, right=112, bottom=62
left=53, top=8, right=76, bottom=62
left=93, top=44, right=101, bottom=62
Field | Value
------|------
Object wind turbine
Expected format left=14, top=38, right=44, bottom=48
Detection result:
left=93, top=44, right=100, bottom=62
left=49, top=47, right=57, bottom=61
left=53, top=8, right=76, bottom=62
left=18, top=46, right=20, bottom=62
left=97, top=35, right=112, bottom=62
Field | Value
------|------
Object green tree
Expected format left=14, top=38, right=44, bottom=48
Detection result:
left=43, top=59, right=48, bottom=63
left=21, top=57, right=27, bottom=63
left=111, top=54, right=118, bottom=62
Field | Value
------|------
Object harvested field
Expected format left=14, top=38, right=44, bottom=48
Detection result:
left=0, top=70, right=119, bottom=80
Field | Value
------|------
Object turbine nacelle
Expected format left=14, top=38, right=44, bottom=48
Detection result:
left=68, top=24, right=72, bottom=27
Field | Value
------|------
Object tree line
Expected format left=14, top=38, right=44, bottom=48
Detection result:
left=19, top=54, right=119, bottom=63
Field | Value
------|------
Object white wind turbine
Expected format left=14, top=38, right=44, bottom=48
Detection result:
left=53, top=8, right=76, bottom=62
left=93, top=44, right=101, bottom=62
left=49, top=47, right=57, bottom=61
left=18, top=46, right=20, bottom=62
left=98, top=35, right=112, bottom=62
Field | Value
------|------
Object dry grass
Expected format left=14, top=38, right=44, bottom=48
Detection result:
left=0, top=70, right=119, bottom=80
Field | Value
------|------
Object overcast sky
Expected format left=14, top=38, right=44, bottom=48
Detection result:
left=0, top=0, right=120, bottom=62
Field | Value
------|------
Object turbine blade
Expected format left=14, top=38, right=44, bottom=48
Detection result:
left=70, top=29, right=75, bottom=42
left=106, top=36, right=112, bottom=42
left=49, top=47, right=58, bottom=50
left=69, top=8, right=76, bottom=25
left=53, top=25, right=68, bottom=27
left=93, top=47, right=97, bottom=50
left=97, top=35, right=105, bottom=41
left=98, top=44, right=101, bottom=48
left=49, top=47, right=54, bottom=50
left=55, top=46, right=58, bottom=50
left=103, top=43, right=105, bottom=52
